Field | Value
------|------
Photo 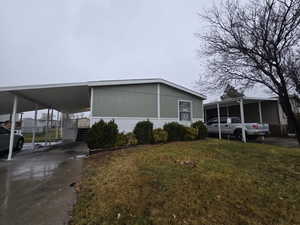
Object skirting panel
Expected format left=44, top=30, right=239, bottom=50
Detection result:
left=91, top=117, right=204, bottom=132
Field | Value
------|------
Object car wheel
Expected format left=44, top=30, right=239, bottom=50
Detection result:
left=234, top=130, right=243, bottom=141
left=15, top=139, right=24, bottom=151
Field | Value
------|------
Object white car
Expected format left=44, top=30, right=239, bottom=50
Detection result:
left=206, top=117, right=270, bottom=140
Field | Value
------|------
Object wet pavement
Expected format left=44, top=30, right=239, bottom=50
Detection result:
left=0, top=142, right=88, bottom=225
left=254, top=137, right=300, bottom=148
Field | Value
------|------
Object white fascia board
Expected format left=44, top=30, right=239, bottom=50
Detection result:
left=204, top=97, right=278, bottom=107
left=0, top=78, right=206, bottom=100
left=88, top=78, right=207, bottom=100
left=0, top=81, right=89, bottom=92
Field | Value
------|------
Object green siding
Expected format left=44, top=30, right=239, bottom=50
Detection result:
left=92, top=84, right=157, bottom=117
left=160, top=84, right=203, bottom=118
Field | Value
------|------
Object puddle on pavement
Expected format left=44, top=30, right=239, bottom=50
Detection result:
left=11, top=162, right=59, bottom=181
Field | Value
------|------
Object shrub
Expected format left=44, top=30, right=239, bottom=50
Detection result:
left=133, top=120, right=153, bottom=144
left=87, top=120, right=119, bottom=149
left=183, top=127, right=198, bottom=141
left=115, top=133, right=128, bottom=147
left=153, top=128, right=168, bottom=144
left=126, top=132, right=138, bottom=146
left=163, top=122, right=185, bottom=141
left=191, top=121, right=208, bottom=139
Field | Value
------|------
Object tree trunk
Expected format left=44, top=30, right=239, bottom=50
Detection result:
left=279, top=95, right=300, bottom=145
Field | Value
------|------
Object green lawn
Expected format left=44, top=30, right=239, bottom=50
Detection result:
left=23, top=128, right=61, bottom=143
left=70, top=139, right=300, bottom=225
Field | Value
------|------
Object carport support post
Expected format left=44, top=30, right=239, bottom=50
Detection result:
left=8, top=95, right=18, bottom=161
left=45, top=109, right=50, bottom=146
left=217, top=103, right=221, bottom=140
left=55, top=111, right=59, bottom=140
left=32, top=107, right=38, bottom=150
left=239, top=99, right=247, bottom=143
left=258, top=101, right=264, bottom=141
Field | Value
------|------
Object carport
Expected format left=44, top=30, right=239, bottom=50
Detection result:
left=0, top=82, right=91, bottom=160
left=204, top=97, right=283, bottom=142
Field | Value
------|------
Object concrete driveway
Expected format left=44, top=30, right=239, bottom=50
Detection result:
left=0, top=142, right=88, bottom=225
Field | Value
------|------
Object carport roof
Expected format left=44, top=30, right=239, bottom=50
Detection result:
left=0, top=78, right=206, bottom=114
left=204, top=97, right=278, bottom=109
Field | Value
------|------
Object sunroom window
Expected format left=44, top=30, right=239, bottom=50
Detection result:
left=179, top=101, right=192, bottom=121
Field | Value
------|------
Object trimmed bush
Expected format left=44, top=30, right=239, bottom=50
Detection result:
left=163, top=122, right=185, bottom=141
left=191, top=121, right=208, bottom=139
left=133, top=120, right=153, bottom=144
left=183, top=127, right=198, bottom=141
left=153, top=128, right=168, bottom=144
left=115, top=133, right=128, bottom=147
left=87, top=120, right=119, bottom=149
left=126, top=132, right=138, bottom=146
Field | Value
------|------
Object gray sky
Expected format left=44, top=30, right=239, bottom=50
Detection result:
left=0, top=0, right=268, bottom=104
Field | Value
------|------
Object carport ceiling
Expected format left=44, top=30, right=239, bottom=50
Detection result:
left=0, top=82, right=90, bottom=114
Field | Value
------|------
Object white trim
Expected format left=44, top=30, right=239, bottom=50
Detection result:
left=178, top=100, right=193, bottom=122
left=157, top=84, right=160, bottom=119
left=90, top=88, right=94, bottom=128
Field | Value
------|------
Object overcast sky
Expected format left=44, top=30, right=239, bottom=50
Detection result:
left=0, top=0, right=268, bottom=104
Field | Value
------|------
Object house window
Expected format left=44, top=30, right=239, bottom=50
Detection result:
left=179, top=101, right=192, bottom=121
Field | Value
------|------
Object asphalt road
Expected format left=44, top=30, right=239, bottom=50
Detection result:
left=0, top=142, right=88, bottom=225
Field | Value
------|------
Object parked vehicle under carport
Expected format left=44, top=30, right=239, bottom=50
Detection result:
left=0, top=126, right=24, bottom=154
left=206, top=117, right=270, bottom=141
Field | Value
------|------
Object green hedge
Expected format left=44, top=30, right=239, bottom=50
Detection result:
left=153, top=128, right=168, bottom=143
left=133, top=120, right=153, bottom=144
left=191, top=121, right=208, bottom=139
left=163, top=122, right=186, bottom=141
left=87, top=120, right=118, bottom=149
left=183, top=127, right=198, bottom=141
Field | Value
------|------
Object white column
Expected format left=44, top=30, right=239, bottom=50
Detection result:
left=32, top=107, right=38, bottom=150
left=240, top=99, right=247, bottom=143
left=258, top=101, right=265, bottom=141
left=55, top=111, right=59, bottom=140
left=157, top=84, right=160, bottom=119
left=89, top=88, right=94, bottom=128
left=217, top=103, right=221, bottom=140
left=60, top=113, right=64, bottom=140
left=45, top=109, right=50, bottom=146
left=50, top=109, right=54, bottom=144
left=8, top=95, right=18, bottom=160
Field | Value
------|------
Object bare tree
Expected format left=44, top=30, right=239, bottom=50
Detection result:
left=199, top=0, right=300, bottom=143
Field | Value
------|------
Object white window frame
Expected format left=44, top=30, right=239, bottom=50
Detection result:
left=178, top=100, right=193, bottom=121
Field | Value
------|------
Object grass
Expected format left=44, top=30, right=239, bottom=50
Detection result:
left=23, top=128, right=61, bottom=143
left=70, top=139, right=300, bottom=225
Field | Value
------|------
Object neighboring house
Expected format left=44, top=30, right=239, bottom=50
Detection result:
left=204, top=96, right=299, bottom=136
left=90, top=80, right=206, bottom=132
